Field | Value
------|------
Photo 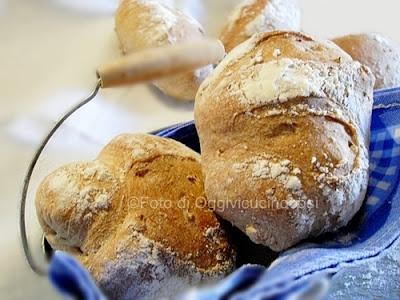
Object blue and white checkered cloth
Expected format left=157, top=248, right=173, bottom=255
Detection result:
left=48, top=87, right=400, bottom=300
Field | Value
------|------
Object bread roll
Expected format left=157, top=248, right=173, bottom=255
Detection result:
left=220, top=0, right=301, bottom=53
left=195, top=31, right=375, bottom=251
left=36, top=134, right=235, bottom=299
left=333, top=33, right=400, bottom=89
left=115, top=0, right=214, bottom=101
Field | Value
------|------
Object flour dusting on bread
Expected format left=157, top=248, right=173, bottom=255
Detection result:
left=45, top=162, right=117, bottom=221
left=195, top=31, right=374, bottom=251
left=220, top=0, right=301, bottom=52
left=244, top=0, right=301, bottom=37
left=97, top=227, right=230, bottom=300
left=36, top=134, right=235, bottom=299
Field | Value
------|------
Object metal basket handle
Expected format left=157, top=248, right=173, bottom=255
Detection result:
left=19, top=80, right=101, bottom=275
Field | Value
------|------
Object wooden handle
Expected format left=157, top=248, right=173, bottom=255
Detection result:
left=97, top=38, right=225, bottom=88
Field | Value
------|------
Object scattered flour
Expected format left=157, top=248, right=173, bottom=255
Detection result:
left=285, top=175, right=302, bottom=191
left=42, top=162, right=119, bottom=249
left=224, top=0, right=300, bottom=37
left=232, top=156, right=314, bottom=233
left=98, top=227, right=231, bottom=300
left=248, top=158, right=302, bottom=192
left=134, top=0, right=179, bottom=44
left=273, top=48, right=281, bottom=58
left=244, top=0, right=301, bottom=37
left=111, top=134, right=200, bottom=169
left=197, top=31, right=373, bottom=254
left=326, top=239, right=400, bottom=299
left=47, top=162, right=117, bottom=221
left=198, top=32, right=374, bottom=144
left=240, top=58, right=366, bottom=109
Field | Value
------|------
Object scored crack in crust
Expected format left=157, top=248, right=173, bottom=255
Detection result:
left=36, top=134, right=235, bottom=300
left=195, top=31, right=375, bottom=251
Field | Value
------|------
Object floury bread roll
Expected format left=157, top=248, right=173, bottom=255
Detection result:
left=115, top=0, right=215, bottom=101
left=333, top=33, right=400, bottom=89
left=35, top=134, right=235, bottom=299
left=195, top=31, right=375, bottom=251
left=220, top=0, right=301, bottom=53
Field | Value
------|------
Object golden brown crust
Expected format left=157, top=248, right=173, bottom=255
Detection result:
left=115, top=0, right=213, bottom=100
left=332, top=33, right=400, bottom=89
left=36, top=134, right=235, bottom=299
left=220, top=0, right=301, bottom=53
left=195, top=31, right=374, bottom=251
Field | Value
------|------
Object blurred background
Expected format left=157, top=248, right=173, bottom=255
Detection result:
left=1, top=0, right=399, bottom=298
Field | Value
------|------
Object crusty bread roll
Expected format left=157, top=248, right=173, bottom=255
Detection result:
left=220, top=0, right=301, bottom=53
left=115, top=0, right=214, bottom=101
left=195, top=31, right=375, bottom=251
left=333, top=33, right=400, bottom=89
left=36, top=134, right=235, bottom=299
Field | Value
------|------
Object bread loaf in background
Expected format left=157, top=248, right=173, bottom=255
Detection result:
left=195, top=31, right=375, bottom=251
left=333, top=33, right=400, bottom=89
left=36, top=134, right=235, bottom=299
left=220, top=0, right=301, bottom=53
left=115, top=0, right=215, bottom=101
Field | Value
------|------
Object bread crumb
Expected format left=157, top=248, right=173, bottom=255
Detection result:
left=252, top=160, right=270, bottom=178
left=248, top=158, right=304, bottom=192
left=293, top=168, right=301, bottom=175
left=273, top=48, right=281, bottom=57
left=270, top=163, right=288, bottom=178
left=285, top=175, right=302, bottom=191
left=245, top=225, right=258, bottom=239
